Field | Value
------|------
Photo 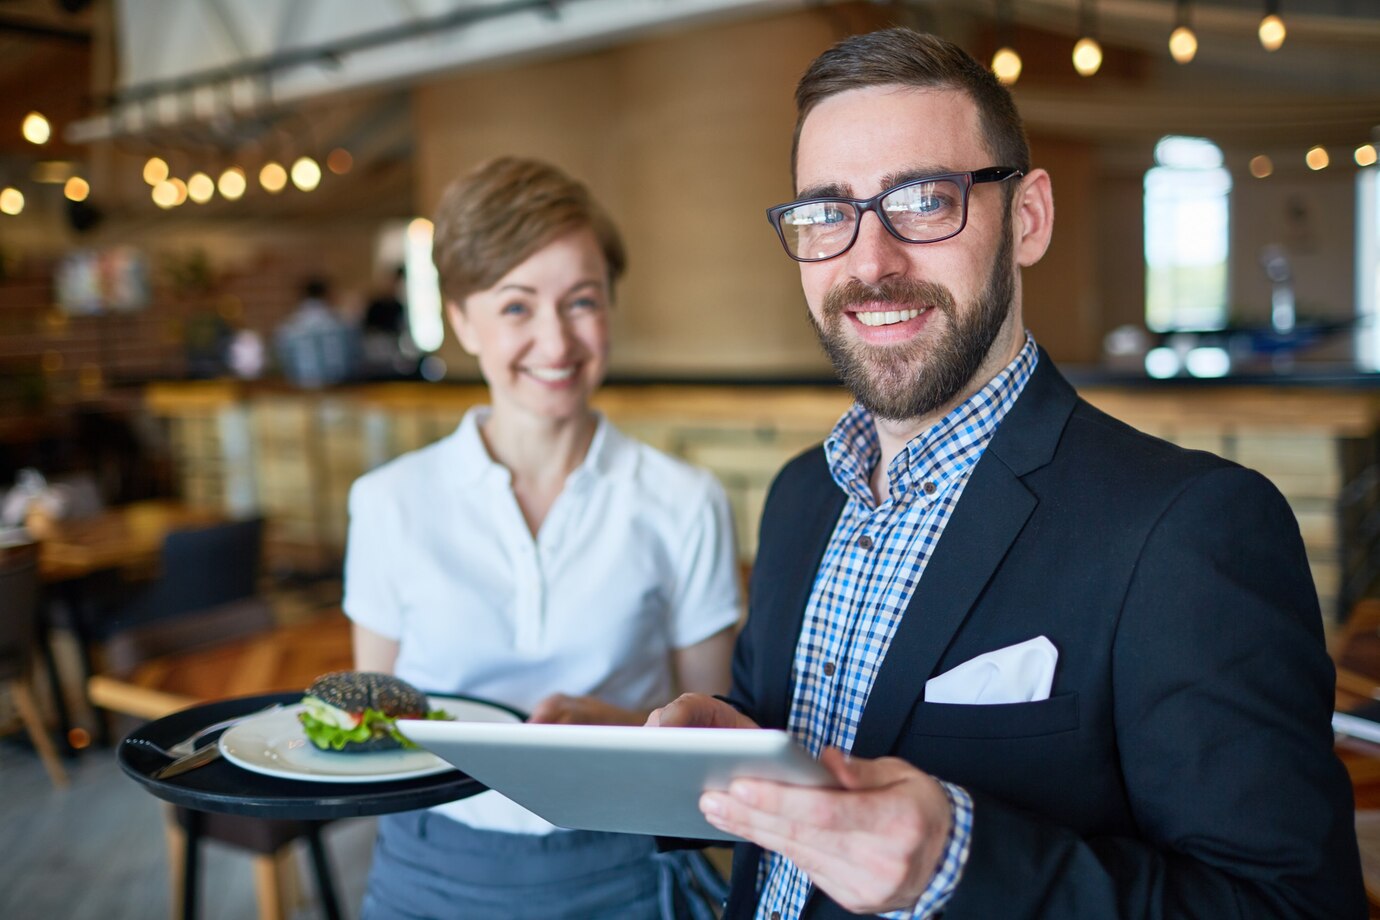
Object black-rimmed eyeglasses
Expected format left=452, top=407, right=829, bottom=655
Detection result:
left=766, top=166, right=1023, bottom=263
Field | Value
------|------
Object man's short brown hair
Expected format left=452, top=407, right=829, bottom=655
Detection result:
left=432, top=156, right=626, bottom=306
left=793, top=29, right=1031, bottom=185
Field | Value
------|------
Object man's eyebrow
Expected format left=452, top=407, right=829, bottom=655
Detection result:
left=795, top=166, right=960, bottom=202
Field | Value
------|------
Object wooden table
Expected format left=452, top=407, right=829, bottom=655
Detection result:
left=36, top=500, right=223, bottom=584
left=87, top=609, right=353, bottom=719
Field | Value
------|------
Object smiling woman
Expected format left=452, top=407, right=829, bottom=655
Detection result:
left=342, top=156, right=741, bottom=920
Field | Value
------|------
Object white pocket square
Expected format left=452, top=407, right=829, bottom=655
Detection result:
left=924, top=635, right=1058, bottom=705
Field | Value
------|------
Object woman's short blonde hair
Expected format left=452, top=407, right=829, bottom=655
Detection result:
left=431, top=156, right=626, bottom=306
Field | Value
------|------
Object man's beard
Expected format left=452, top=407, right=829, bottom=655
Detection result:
left=808, top=228, right=1016, bottom=422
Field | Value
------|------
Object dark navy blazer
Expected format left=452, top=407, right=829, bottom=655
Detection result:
left=723, top=352, right=1364, bottom=919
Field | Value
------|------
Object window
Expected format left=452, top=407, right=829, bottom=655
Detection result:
left=1144, top=136, right=1232, bottom=331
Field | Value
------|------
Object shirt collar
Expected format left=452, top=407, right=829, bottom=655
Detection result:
left=448, top=407, right=635, bottom=486
left=824, top=333, right=1040, bottom=506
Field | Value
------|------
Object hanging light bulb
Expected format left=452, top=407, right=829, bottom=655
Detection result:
left=0, top=187, right=24, bottom=216
left=1305, top=146, right=1329, bottom=171
left=1072, top=37, right=1103, bottom=76
left=290, top=156, right=322, bottom=192
left=326, top=147, right=353, bottom=175
left=151, top=180, right=179, bottom=209
left=143, top=156, right=169, bottom=186
left=63, top=176, right=90, bottom=202
left=1072, top=0, right=1102, bottom=77
left=187, top=172, right=215, bottom=204
left=1169, top=0, right=1197, bottom=64
left=992, top=47, right=1022, bottom=85
left=1357, top=145, right=1378, bottom=168
left=21, top=112, right=51, bottom=145
left=1259, top=1, right=1286, bottom=52
left=259, top=161, right=287, bottom=193
left=218, top=166, right=247, bottom=200
left=1249, top=155, right=1274, bottom=179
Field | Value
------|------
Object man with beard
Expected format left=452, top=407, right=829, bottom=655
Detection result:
left=649, top=28, right=1363, bottom=920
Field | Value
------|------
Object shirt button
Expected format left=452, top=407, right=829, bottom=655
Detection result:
left=923, top=481, right=937, bottom=495
left=823, top=662, right=836, bottom=677
left=857, top=534, right=873, bottom=550
left=772, top=913, right=781, bottom=920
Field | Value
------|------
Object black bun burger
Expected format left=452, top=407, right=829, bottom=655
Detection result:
left=298, top=671, right=444, bottom=752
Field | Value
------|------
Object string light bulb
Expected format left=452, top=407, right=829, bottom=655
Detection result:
left=326, top=147, right=353, bottom=175
left=1259, top=2, right=1286, bottom=52
left=21, top=112, right=51, bottom=145
left=992, top=47, right=1023, bottom=85
left=217, top=166, right=247, bottom=200
left=290, top=156, right=321, bottom=192
left=143, top=157, right=169, bottom=186
left=0, top=187, right=24, bottom=216
left=1305, top=146, right=1329, bottom=171
left=187, top=172, right=215, bottom=204
left=1357, top=145, right=1378, bottom=168
left=259, top=161, right=287, bottom=194
left=63, top=176, right=90, bottom=202
left=1072, top=37, right=1103, bottom=76
left=151, top=180, right=179, bottom=209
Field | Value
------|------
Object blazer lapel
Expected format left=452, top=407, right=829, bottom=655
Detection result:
left=851, top=352, right=1077, bottom=759
left=757, top=472, right=847, bottom=729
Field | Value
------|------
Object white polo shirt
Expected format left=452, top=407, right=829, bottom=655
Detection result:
left=343, top=407, right=741, bottom=833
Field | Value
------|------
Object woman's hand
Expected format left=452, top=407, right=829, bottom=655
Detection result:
left=527, top=693, right=646, bottom=726
left=645, top=692, right=759, bottom=729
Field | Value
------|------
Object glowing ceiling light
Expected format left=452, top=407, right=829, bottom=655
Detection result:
left=152, top=181, right=179, bottom=209
left=187, top=172, right=215, bottom=204
left=1249, top=155, right=1274, bottom=178
left=1258, top=2, right=1286, bottom=52
left=0, top=187, right=24, bottom=215
left=218, top=166, right=247, bottom=200
left=259, top=161, right=287, bottom=193
left=290, top=156, right=322, bottom=192
left=63, top=176, right=90, bottom=202
left=992, top=47, right=1022, bottom=85
left=22, top=112, right=51, bottom=145
left=326, top=147, right=353, bottom=175
left=1305, top=146, right=1329, bottom=171
left=1168, top=26, right=1197, bottom=64
left=143, top=156, right=169, bottom=186
left=1072, top=37, right=1103, bottom=76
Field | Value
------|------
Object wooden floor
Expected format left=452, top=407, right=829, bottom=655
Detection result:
left=0, top=735, right=376, bottom=920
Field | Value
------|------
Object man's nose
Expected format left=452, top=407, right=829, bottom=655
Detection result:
left=843, top=211, right=910, bottom=283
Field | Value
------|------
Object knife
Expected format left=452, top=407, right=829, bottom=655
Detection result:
left=152, top=743, right=222, bottom=779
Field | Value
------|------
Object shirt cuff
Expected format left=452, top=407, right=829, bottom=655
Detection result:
left=881, top=781, right=973, bottom=920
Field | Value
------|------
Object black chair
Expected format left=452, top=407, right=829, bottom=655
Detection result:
left=0, top=539, right=68, bottom=789
left=89, top=516, right=342, bottom=920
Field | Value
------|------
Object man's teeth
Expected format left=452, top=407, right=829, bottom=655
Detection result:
left=854, top=308, right=923, bottom=327
left=528, top=366, right=575, bottom=382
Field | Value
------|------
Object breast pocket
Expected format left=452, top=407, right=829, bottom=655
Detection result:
left=906, top=692, right=1080, bottom=739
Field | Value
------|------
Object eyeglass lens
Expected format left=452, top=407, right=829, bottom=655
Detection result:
left=778, top=176, right=967, bottom=261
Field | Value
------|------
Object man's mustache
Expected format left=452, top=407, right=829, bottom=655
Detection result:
left=822, top=278, right=955, bottom=320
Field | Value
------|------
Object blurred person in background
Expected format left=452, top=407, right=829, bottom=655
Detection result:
left=275, top=277, right=358, bottom=387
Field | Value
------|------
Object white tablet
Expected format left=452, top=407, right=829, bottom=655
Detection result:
left=397, top=720, right=836, bottom=841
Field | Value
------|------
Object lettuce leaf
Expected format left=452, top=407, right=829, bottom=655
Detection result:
left=298, top=700, right=455, bottom=751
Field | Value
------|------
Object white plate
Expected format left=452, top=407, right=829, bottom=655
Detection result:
left=219, top=696, right=522, bottom=783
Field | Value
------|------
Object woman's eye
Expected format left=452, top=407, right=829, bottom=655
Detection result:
left=501, top=301, right=529, bottom=317
left=569, top=297, right=601, bottom=312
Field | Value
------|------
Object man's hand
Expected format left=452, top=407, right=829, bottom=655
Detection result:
left=645, top=692, right=760, bottom=729
left=527, top=693, right=644, bottom=726
left=699, top=748, right=954, bottom=915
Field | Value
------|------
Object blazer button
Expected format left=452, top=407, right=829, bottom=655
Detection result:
left=857, top=534, right=873, bottom=550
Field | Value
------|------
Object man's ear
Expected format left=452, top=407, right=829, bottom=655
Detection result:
left=446, top=301, right=480, bottom=356
left=1013, top=168, right=1054, bottom=268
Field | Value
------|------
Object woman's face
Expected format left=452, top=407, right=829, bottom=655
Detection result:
left=448, top=227, right=611, bottom=424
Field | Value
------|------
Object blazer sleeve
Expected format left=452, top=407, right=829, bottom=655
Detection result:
left=943, top=466, right=1365, bottom=920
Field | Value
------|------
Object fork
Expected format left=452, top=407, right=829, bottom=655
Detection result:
left=128, top=703, right=284, bottom=759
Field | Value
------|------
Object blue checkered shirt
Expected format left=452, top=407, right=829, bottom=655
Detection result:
left=754, top=335, right=1038, bottom=920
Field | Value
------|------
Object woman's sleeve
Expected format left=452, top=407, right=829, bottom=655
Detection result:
left=341, top=474, right=403, bottom=640
left=668, top=472, right=743, bottom=648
